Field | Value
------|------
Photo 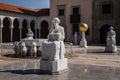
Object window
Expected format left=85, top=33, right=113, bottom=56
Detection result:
left=58, top=9, right=64, bottom=16
left=73, top=7, right=79, bottom=15
left=102, top=4, right=111, bottom=14
left=72, top=24, right=79, bottom=35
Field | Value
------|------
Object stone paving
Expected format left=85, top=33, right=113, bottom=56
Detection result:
left=0, top=44, right=120, bottom=80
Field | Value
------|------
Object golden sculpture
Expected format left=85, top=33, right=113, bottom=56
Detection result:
left=80, top=23, right=88, bottom=32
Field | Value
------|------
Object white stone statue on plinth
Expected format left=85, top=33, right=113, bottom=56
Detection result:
left=74, top=32, right=78, bottom=45
left=40, top=17, right=68, bottom=74
left=105, top=26, right=117, bottom=53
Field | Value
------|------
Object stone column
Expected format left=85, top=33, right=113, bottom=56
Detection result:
left=0, top=28, right=2, bottom=43
left=35, top=29, right=37, bottom=39
left=20, top=28, right=22, bottom=40
left=0, top=16, right=3, bottom=43
left=39, top=28, right=41, bottom=38
left=10, top=28, right=13, bottom=42
left=28, top=20, right=31, bottom=29
left=19, top=20, right=22, bottom=40
left=10, top=19, right=14, bottom=42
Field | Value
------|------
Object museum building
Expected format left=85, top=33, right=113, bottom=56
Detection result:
left=1, top=0, right=120, bottom=44
left=50, top=0, right=120, bottom=44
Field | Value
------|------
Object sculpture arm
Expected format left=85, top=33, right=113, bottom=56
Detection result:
left=60, top=27, right=65, bottom=41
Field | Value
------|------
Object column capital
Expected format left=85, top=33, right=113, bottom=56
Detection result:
left=0, top=16, right=4, bottom=28
left=9, top=18, right=14, bottom=29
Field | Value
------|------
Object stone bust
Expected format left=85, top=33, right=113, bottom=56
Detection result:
left=106, top=26, right=116, bottom=46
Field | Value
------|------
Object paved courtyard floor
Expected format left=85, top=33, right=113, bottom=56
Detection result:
left=0, top=44, right=120, bottom=80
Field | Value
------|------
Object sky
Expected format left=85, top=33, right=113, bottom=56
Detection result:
left=0, top=0, right=50, bottom=9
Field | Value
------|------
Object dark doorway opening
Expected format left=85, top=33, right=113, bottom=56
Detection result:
left=40, top=21, right=49, bottom=39
left=30, top=20, right=35, bottom=38
left=2, top=17, right=11, bottom=42
left=22, top=20, right=28, bottom=38
left=13, top=19, right=20, bottom=41
left=100, top=25, right=110, bottom=44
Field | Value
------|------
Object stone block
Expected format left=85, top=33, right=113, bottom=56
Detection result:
left=105, top=46, right=117, bottom=53
left=41, top=41, right=60, bottom=61
left=40, top=58, right=68, bottom=74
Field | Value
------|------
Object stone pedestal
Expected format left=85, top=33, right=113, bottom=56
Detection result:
left=105, top=46, right=117, bottom=53
left=40, top=58, right=68, bottom=74
left=80, top=32, right=88, bottom=48
left=80, top=40, right=87, bottom=48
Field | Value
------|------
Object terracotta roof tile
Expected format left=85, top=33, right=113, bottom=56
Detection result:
left=0, top=2, right=49, bottom=16
left=36, top=8, right=50, bottom=16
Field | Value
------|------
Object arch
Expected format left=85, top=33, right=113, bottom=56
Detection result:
left=30, top=20, right=35, bottom=38
left=2, top=17, right=11, bottom=42
left=13, top=18, right=20, bottom=41
left=40, top=20, right=49, bottom=39
left=100, top=25, right=110, bottom=44
left=22, top=19, right=28, bottom=38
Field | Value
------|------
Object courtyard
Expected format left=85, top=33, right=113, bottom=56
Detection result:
left=0, top=44, right=120, bottom=80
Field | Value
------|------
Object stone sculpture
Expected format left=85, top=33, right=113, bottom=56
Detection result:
left=105, top=26, right=117, bottom=53
left=18, top=42, right=27, bottom=57
left=40, top=17, right=68, bottom=74
left=42, top=17, right=65, bottom=61
left=26, top=28, right=34, bottom=39
left=80, top=23, right=88, bottom=48
left=30, top=42, right=37, bottom=57
left=74, top=32, right=78, bottom=45
left=13, top=42, right=27, bottom=57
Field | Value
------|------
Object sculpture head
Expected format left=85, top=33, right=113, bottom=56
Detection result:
left=32, top=42, right=36, bottom=47
left=110, top=26, right=113, bottom=31
left=21, top=42, right=26, bottom=47
left=52, top=17, right=60, bottom=28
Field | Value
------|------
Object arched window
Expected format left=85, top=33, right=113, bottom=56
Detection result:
left=100, top=25, right=110, bottom=44
left=13, top=18, right=20, bottom=41
left=2, top=17, right=11, bottom=42
left=30, top=20, right=35, bottom=38
left=40, top=20, right=49, bottom=39
left=22, top=19, right=28, bottom=38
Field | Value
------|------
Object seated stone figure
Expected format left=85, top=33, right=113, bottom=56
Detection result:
left=41, top=17, right=65, bottom=61
left=105, top=26, right=117, bottom=53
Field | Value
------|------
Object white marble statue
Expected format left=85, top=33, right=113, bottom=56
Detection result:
left=20, top=42, right=27, bottom=57
left=74, top=32, right=78, bottom=45
left=13, top=42, right=27, bottom=57
left=41, top=17, right=65, bottom=61
left=105, top=26, right=117, bottom=53
left=40, top=17, right=68, bottom=74
left=106, top=27, right=116, bottom=46
left=30, top=42, right=37, bottom=57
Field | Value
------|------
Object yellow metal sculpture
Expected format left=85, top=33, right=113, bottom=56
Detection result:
left=80, top=23, right=88, bottom=32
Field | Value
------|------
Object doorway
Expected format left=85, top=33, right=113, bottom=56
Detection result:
left=40, top=21, right=49, bottom=39
left=100, top=25, right=110, bottom=44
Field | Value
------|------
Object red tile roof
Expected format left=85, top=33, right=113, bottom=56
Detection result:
left=36, top=8, right=50, bottom=16
left=0, top=2, right=49, bottom=16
